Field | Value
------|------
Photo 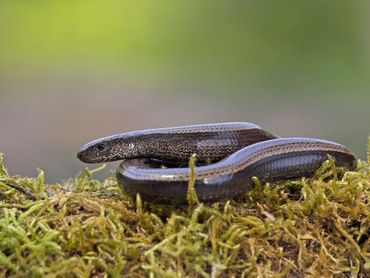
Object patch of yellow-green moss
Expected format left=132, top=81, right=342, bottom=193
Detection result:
left=0, top=140, right=370, bottom=277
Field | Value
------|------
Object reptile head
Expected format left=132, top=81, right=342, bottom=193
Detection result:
left=77, top=136, right=127, bottom=163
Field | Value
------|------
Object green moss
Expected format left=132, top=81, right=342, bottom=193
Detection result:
left=0, top=142, right=370, bottom=277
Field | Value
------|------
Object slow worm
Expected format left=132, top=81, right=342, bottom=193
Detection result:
left=77, top=122, right=356, bottom=204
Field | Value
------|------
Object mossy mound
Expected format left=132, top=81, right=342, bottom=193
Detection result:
left=0, top=141, right=370, bottom=277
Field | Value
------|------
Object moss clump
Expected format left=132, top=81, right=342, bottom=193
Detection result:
left=0, top=142, right=370, bottom=277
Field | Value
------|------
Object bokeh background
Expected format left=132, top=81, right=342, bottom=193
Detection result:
left=1, top=1, right=369, bottom=182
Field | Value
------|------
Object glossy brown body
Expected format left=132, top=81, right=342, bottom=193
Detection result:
left=116, top=138, right=356, bottom=204
left=77, top=122, right=357, bottom=204
left=77, top=122, right=276, bottom=163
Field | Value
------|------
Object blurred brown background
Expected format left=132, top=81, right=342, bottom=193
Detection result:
left=1, top=1, right=369, bottom=182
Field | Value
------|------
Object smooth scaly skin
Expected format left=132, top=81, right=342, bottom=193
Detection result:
left=77, top=123, right=357, bottom=204
left=77, top=122, right=276, bottom=163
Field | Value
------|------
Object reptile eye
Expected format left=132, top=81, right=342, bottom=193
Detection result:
left=96, top=144, right=105, bottom=151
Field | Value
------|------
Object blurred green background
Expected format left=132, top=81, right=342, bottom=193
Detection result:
left=1, top=1, right=369, bottom=182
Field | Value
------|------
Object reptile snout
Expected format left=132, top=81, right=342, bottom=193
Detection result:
left=77, top=150, right=86, bottom=162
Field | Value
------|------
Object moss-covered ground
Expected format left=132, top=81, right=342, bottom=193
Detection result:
left=0, top=139, right=370, bottom=277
